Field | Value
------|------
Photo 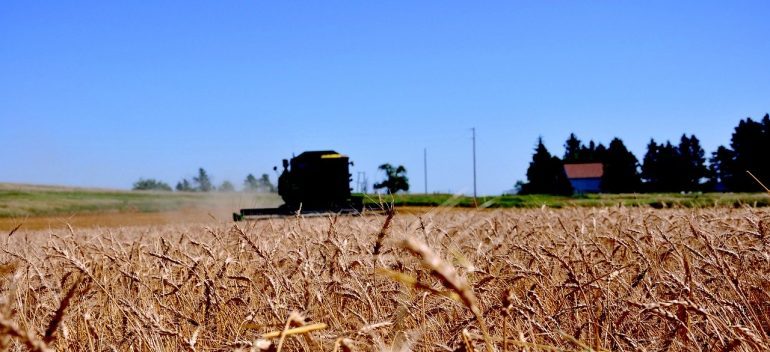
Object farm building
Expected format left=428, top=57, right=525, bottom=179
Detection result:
left=563, top=163, right=603, bottom=193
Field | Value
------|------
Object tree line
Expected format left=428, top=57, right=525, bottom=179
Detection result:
left=133, top=168, right=275, bottom=192
left=519, top=114, right=770, bottom=195
left=134, top=164, right=412, bottom=194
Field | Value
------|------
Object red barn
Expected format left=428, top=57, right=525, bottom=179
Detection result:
left=563, top=163, right=603, bottom=193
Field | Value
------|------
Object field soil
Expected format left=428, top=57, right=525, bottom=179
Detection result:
left=0, top=183, right=282, bottom=220
left=1, top=207, right=769, bottom=351
left=0, top=208, right=236, bottom=232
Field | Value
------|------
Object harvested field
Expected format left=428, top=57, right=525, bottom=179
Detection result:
left=1, top=207, right=770, bottom=351
left=0, top=208, right=238, bottom=232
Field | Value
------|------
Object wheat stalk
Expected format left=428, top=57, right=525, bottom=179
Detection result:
left=402, top=237, right=494, bottom=352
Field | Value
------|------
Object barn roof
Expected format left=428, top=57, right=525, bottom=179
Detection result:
left=564, top=163, right=604, bottom=179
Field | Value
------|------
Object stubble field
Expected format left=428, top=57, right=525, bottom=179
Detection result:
left=1, top=206, right=769, bottom=351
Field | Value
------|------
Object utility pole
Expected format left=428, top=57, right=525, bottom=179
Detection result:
left=356, top=171, right=367, bottom=193
left=472, top=127, right=477, bottom=205
left=356, top=172, right=361, bottom=193
left=424, top=148, right=428, bottom=194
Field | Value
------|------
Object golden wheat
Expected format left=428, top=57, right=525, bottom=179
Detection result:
left=0, top=207, right=769, bottom=351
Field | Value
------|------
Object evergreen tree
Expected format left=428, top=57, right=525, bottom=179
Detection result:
left=641, top=139, right=659, bottom=191
left=708, top=146, right=735, bottom=190
left=642, top=141, right=682, bottom=192
left=580, top=141, right=594, bottom=162
left=594, top=143, right=607, bottom=163
left=563, top=133, right=583, bottom=163
left=601, top=138, right=641, bottom=193
left=678, top=134, right=707, bottom=191
left=642, top=135, right=707, bottom=192
left=244, top=173, right=276, bottom=192
left=660, top=142, right=684, bottom=191
left=175, top=178, right=193, bottom=192
left=578, top=142, right=607, bottom=163
left=259, top=174, right=276, bottom=192
left=520, top=138, right=573, bottom=195
left=577, top=140, right=604, bottom=163
left=193, top=168, right=213, bottom=192
left=244, top=174, right=259, bottom=191
left=643, top=142, right=687, bottom=192
left=730, top=114, right=770, bottom=191
left=708, top=114, right=770, bottom=191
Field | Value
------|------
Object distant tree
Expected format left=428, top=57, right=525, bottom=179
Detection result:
left=641, top=139, right=660, bottom=191
left=592, top=143, right=607, bottom=163
left=601, top=138, right=641, bottom=193
left=244, top=174, right=259, bottom=191
left=519, top=138, right=573, bottom=195
left=193, top=168, right=213, bottom=192
left=218, top=180, right=235, bottom=192
left=708, top=146, right=736, bottom=190
left=576, top=141, right=606, bottom=163
left=642, top=140, right=684, bottom=192
left=564, top=135, right=610, bottom=164
left=581, top=141, right=597, bottom=162
left=259, top=174, right=276, bottom=192
left=660, top=142, right=684, bottom=191
left=717, top=114, right=770, bottom=191
left=244, top=173, right=276, bottom=192
left=373, top=163, right=409, bottom=194
left=176, top=178, right=194, bottom=192
left=677, top=134, right=707, bottom=191
left=563, top=133, right=583, bottom=163
left=512, top=180, right=526, bottom=195
left=133, top=178, right=172, bottom=191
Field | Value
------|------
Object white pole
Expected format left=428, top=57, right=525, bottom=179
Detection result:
left=424, top=148, right=428, bottom=194
left=472, top=128, right=477, bottom=204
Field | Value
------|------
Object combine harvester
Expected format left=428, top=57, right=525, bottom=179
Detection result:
left=233, top=151, right=387, bottom=220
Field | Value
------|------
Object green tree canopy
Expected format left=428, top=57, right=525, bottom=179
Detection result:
left=244, top=173, right=276, bottom=192
left=373, top=163, right=409, bottom=194
left=132, top=178, right=172, bottom=191
left=710, top=114, right=770, bottom=191
left=244, top=174, right=259, bottom=191
left=218, top=180, right=235, bottom=192
left=562, top=134, right=606, bottom=164
left=641, top=139, right=661, bottom=190
left=600, top=138, right=641, bottom=193
left=563, top=133, right=583, bottom=163
left=259, top=174, right=276, bottom=192
left=678, top=134, right=707, bottom=191
left=193, top=168, right=213, bottom=192
left=520, top=138, right=573, bottom=195
left=642, top=140, right=680, bottom=192
left=175, top=179, right=193, bottom=192
left=643, top=135, right=709, bottom=192
left=709, top=146, right=735, bottom=190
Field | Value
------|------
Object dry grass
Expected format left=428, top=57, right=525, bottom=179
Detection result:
left=1, top=206, right=769, bottom=351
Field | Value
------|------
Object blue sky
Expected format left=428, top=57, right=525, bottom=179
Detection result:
left=1, top=1, right=769, bottom=195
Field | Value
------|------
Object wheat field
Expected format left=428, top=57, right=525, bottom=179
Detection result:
left=1, top=206, right=769, bottom=351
